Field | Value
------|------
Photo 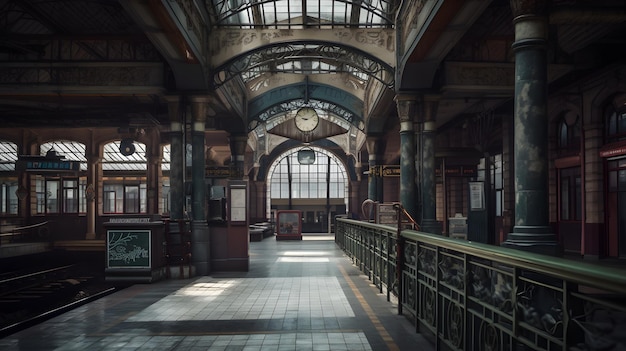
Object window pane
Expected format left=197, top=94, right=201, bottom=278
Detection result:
left=575, top=176, right=582, bottom=221
left=63, top=179, right=78, bottom=213
left=46, top=180, right=60, bottom=213
left=619, top=112, right=626, bottom=134
left=560, top=177, right=569, bottom=220
left=125, top=185, right=140, bottom=213
left=36, top=177, right=45, bottom=213
left=103, top=190, right=116, bottom=213
left=79, top=178, right=87, bottom=213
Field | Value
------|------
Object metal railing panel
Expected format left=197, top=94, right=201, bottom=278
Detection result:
left=336, top=218, right=626, bottom=351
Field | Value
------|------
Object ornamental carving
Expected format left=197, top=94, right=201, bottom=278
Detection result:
left=400, top=0, right=426, bottom=46
left=352, top=31, right=394, bottom=52
left=395, top=98, right=416, bottom=123
left=175, top=0, right=206, bottom=50
left=221, top=32, right=257, bottom=48
left=260, top=30, right=295, bottom=41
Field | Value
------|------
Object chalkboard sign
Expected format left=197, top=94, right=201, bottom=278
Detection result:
left=107, top=230, right=151, bottom=268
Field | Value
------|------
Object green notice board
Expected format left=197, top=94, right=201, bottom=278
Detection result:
left=107, top=230, right=151, bottom=268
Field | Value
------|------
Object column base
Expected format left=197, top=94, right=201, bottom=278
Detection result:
left=502, top=226, right=562, bottom=256
left=191, top=220, right=211, bottom=275
left=420, top=219, right=442, bottom=235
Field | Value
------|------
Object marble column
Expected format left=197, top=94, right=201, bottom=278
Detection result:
left=419, top=96, right=441, bottom=234
left=230, top=135, right=248, bottom=179
left=366, top=136, right=381, bottom=202
left=85, top=135, right=99, bottom=240
left=190, top=96, right=211, bottom=275
left=395, top=95, right=418, bottom=221
left=503, top=0, right=559, bottom=255
left=165, top=95, right=184, bottom=220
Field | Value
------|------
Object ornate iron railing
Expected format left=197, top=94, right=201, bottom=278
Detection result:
left=335, top=218, right=626, bottom=351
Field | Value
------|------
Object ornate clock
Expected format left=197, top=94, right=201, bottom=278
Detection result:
left=294, top=107, right=319, bottom=132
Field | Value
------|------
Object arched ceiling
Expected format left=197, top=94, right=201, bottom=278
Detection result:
left=206, top=0, right=399, bottom=145
left=2, top=0, right=625, bottom=168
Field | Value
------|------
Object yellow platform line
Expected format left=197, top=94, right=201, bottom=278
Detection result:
left=338, top=264, right=400, bottom=351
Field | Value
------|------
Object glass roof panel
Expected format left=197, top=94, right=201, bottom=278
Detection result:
left=102, top=141, right=147, bottom=171
left=0, top=141, right=17, bottom=171
left=211, top=0, right=396, bottom=28
left=40, top=140, right=88, bottom=171
left=162, top=144, right=170, bottom=171
left=215, top=42, right=393, bottom=88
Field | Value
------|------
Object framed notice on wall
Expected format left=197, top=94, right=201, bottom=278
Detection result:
left=229, top=184, right=247, bottom=224
left=107, top=230, right=151, bottom=268
left=469, top=181, right=485, bottom=211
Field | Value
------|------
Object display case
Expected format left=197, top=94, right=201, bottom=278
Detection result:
left=275, top=210, right=302, bottom=240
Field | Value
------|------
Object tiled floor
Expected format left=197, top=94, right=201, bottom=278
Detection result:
left=0, top=233, right=434, bottom=350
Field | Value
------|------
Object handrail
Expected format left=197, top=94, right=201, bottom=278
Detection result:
left=338, top=217, right=626, bottom=295
left=392, top=202, right=420, bottom=230
left=0, top=221, right=49, bottom=237
left=402, top=227, right=626, bottom=295
left=335, top=218, right=626, bottom=350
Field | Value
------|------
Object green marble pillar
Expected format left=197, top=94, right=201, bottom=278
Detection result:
left=165, top=95, right=184, bottom=220
left=395, top=96, right=418, bottom=221
left=190, top=96, right=210, bottom=275
left=503, top=1, right=559, bottom=255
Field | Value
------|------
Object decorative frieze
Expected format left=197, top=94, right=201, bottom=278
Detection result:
left=0, top=64, right=163, bottom=86
left=211, top=28, right=395, bottom=68
left=172, top=0, right=206, bottom=55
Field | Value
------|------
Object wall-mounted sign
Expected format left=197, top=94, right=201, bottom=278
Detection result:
left=107, top=230, right=151, bottom=268
left=381, top=165, right=400, bottom=177
left=469, top=182, right=485, bottom=211
left=599, top=141, right=626, bottom=158
left=435, top=165, right=477, bottom=177
left=16, top=159, right=80, bottom=172
left=206, top=166, right=240, bottom=178
left=16, top=150, right=80, bottom=173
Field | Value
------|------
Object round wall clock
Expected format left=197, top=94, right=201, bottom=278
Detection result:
left=294, top=107, right=319, bottom=132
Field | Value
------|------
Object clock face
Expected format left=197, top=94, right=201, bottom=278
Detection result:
left=294, top=107, right=319, bottom=132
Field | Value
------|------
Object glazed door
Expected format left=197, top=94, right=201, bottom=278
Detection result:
left=619, top=188, right=626, bottom=257
left=607, top=192, right=618, bottom=257
left=607, top=163, right=626, bottom=258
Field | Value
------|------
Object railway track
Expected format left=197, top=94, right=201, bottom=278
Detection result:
left=0, top=261, right=118, bottom=337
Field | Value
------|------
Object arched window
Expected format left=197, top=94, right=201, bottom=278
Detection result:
left=266, top=146, right=348, bottom=219
left=34, top=141, right=87, bottom=214
left=102, top=140, right=147, bottom=214
left=557, top=111, right=581, bottom=153
left=0, top=141, right=18, bottom=215
left=606, top=96, right=626, bottom=143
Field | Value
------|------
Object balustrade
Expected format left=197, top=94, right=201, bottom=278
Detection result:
left=336, top=218, right=626, bottom=351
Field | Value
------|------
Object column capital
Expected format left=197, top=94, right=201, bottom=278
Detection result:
left=394, top=94, right=418, bottom=124
left=509, top=0, right=548, bottom=18
left=417, top=95, right=440, bottom=123
left=365, top=135, right=381, bottom=155
left=163, top=94, right=181, bottom=104
left=165, top=95, right=182, bottom=124
left=189, top=95, right=212, bottom=104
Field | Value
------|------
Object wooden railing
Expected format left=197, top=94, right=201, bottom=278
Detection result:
left=336, top=217, right=626, bottom=351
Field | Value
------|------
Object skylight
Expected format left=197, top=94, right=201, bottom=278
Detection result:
left=210, top=0, right=396, bottom=29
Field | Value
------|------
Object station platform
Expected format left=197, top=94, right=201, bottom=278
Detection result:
left=0, top=233, right=433, bottom=351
